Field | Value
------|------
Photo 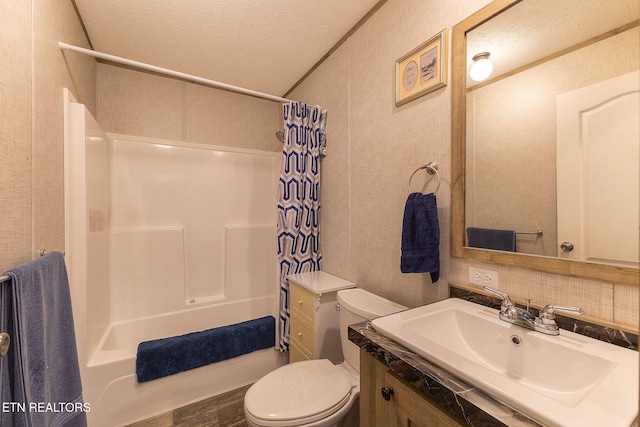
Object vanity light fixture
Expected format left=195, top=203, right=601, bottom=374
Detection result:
left=469, top=52, right=493, bottom=82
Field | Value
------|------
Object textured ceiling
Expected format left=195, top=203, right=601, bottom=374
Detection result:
left=466, top=0, right=639, bottom=87
left=73, top=0, right=638, bottom=96
left=74, top=0, right=382, bottom=96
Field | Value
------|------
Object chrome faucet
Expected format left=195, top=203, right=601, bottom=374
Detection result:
left=535, top=304, right=584, bottom=335
left=483, top=286, right=583, bottom=336
left=483, top=286, right=536, bottom=330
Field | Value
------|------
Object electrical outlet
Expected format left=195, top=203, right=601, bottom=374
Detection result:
left=468, top=267, right=499, bottom=288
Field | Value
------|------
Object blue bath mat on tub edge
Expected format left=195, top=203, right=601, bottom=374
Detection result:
left=135, top=315, right=275, bottom=383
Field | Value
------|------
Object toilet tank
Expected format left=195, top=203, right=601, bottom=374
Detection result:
left=337, top=289, right=407, bottom=372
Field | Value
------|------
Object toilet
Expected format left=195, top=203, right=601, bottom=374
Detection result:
left=244, top=288, right=407, bottom=427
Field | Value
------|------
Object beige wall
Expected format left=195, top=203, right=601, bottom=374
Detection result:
left=1, top=0, right=95, bottom=273
left=289, top=0, right=638, bottom=329
left=2, top=0, right=636, bottom=331
left=96, top=63, right=282, bottom=152
left=289, top=0, right=493, bottom=306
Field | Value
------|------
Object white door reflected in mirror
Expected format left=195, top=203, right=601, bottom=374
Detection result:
left=556, top=70, right=639, bottom=267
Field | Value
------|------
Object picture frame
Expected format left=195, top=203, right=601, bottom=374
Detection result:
left=395, top=29, right=448, bottom=106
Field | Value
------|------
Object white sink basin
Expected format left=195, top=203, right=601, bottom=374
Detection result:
left=371, top=298, right=638, bottom=427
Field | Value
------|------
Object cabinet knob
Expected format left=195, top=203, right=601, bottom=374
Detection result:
left=381, top=387, right=394, bottom=401
left=298, top=300, right=303, bottom=305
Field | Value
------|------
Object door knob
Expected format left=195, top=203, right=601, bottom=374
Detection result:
left=381, top=387, right=394, bottom=401
left=560, top=242, right=574, bottom=252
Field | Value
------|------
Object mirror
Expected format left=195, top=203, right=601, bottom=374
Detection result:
left=451, top=0, right=639, bottom=286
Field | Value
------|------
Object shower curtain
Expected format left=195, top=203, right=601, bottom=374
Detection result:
left=276, top=101, right=326, bottom=351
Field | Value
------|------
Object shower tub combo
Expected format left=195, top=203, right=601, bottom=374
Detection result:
left=64, top=91, right=285, bottom=426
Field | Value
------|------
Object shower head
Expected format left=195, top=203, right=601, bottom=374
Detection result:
left=275, top=131, right=284, bottom=143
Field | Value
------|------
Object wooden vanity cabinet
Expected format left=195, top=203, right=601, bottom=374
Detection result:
left=360, top=350, right=465, bottom=427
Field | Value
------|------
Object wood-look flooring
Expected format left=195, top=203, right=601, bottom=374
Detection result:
left=124, top=384, right=250, bottom=427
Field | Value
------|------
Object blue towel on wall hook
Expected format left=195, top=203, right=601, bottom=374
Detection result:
left=401, top=192, right=440, bottom=282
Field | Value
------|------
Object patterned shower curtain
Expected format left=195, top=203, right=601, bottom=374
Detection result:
left=276, top=101, right=326, bottom=351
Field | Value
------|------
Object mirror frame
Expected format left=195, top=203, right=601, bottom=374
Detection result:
left=451, top=0, right=639, bottom=287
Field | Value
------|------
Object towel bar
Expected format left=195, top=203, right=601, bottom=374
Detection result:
left=0, top=250, right=65, bottom=354
left=1, top=274, right=10, bottom=357
left=0, top=251, right=65, bottom=284
left=516, top=230, right=543, bottom=236
left=40, top=249, right=65, bottom=257
left=408, top=162, right=440, bottom=194
left=0, top=333, right=9, bottom=357
left=0, top=276, right=9, bottom=357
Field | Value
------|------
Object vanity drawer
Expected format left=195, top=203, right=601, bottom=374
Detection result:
left=290, top=283, right=315, bottom=323
left=290, top=315, right=315, bottom=356
left=289, top=342, right=310, bottom=363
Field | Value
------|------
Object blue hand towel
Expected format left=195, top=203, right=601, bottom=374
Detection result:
left=467, top=227, right=516, bottom=252
left=401, top=192, right=440, bottom=282
left=0, top=252, right=87, bottom=427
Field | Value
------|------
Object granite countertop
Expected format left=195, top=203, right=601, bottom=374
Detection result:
left=348, top=285, right=639, bottom=427
left=349, top=320, right=541, bottom=426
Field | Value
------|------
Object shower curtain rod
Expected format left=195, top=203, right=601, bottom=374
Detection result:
left=59, top=42, right=294, bottom=104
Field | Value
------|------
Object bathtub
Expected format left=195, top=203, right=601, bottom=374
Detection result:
left=63, top=91, right=285, bottom=426
left=84, top=296, right=284, bottom=426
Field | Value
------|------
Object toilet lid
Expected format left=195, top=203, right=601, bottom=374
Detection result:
left=245, top=359, right=353, bottom=424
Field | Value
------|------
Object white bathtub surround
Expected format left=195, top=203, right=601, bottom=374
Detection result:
left=276, top=102, right=327, bottom=351
left=64, top=92, right=286, bottom=426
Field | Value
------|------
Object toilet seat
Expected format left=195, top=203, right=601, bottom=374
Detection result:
left=244, top=359, right=353, bottom=426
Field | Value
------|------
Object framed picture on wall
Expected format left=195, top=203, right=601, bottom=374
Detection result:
left=395, top=29, right=448, bottom=106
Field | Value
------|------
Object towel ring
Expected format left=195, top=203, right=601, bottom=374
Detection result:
left=408, top=162, right=440, bottom=194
